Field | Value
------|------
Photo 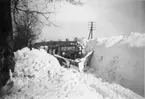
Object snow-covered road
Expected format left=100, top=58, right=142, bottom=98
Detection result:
left=2, top=47, right=144, bottom=99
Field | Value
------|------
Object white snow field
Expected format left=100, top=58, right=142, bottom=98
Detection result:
left=82, top=32, right=145, bottom=97
left=2, top=45, right=144, bottom=99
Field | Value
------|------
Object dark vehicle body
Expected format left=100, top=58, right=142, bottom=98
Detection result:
left=34, top=41, right=83, bottom=59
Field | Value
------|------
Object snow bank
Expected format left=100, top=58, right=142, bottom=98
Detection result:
left=2, top=47, right=144, bottom=99
left=125, top=32, right=145, bottom=47
left=82, top=32, right=145, bottom=97
left=14, top=47, right=61, bottom=77
left=82, top=32, right=145, bottom=50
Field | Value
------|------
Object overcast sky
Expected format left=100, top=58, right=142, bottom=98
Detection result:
left=39, top=0, right=145, bottom=41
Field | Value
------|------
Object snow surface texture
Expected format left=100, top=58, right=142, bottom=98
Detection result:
left=2, top=47, right=144, bottom=99
left=81, top=32, right=145, bottom=48
left=82, top=32, right=145, bottom=97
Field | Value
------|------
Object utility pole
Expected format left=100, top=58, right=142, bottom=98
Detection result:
left=88, top=22, right=96, bottom=40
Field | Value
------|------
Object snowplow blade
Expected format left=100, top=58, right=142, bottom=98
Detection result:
left=83, top=50, right=94, bottom=67
left=78, top=50, right=94, bottom=72
left=54, top=50, right=94, bottom=72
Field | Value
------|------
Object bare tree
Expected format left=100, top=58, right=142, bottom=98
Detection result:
left=11, top=0, right=84, bottom=26
left=11, top=0, right=83, bottom=51
left=0, top=0, right=84, bottom=95
left=13, top=10, right=41, bottom=51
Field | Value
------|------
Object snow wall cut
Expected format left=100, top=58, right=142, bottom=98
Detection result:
left=83, top=32, right=145, bottom=97
left=4, top=47, right=143, bottom=99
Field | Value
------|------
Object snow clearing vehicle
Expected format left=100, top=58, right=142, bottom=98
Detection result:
left=34, top=41, right=94, bottom=72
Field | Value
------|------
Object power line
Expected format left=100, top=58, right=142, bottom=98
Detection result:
left=88, top=22, right=96, bottom=40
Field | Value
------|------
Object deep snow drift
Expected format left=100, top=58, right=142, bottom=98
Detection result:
left=2, top=47, right=144, bottom=99
left=81, top=32, right=145, bottom=97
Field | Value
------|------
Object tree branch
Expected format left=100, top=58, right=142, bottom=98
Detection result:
left=16, top=7, right=54, bottom=15
left=15, top=7, right=56, bottom=26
